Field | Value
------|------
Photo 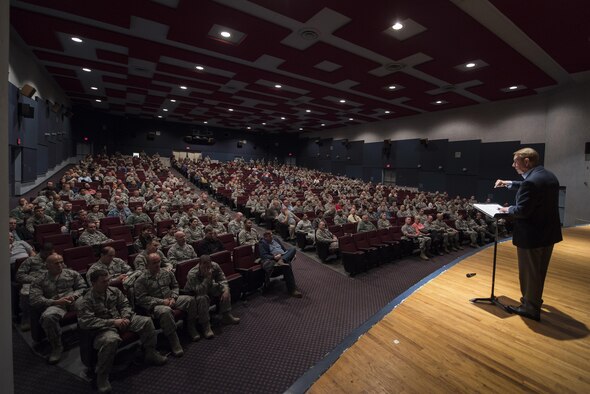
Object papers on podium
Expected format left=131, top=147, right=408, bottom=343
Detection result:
left=473, top=203, right=506, bottom=218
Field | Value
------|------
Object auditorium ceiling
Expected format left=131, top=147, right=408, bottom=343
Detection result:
left=10, top=0, right=590, bottom=133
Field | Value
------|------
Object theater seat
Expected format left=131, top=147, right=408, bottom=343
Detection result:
left=30, top=308, right=78, bottom=343
left=107, top=225, right=133, bottom=246
left=99, top=217, right=121, bottom=234
left=232, top=245, right=263, bottom=294
left=210, top=250, right=243, bottom=302
left=175, top=258, right=199, bottom=290
left=34, top=223, right=61, bottom=248
left=102, top=239, right=129, bottom=262
left=352, top=232, right=380, bottom=268
left=42, top=233, right=74, bottom=255
left=63, top=245, right=95, bottom=274
left=338, top=235, right=367, bottom=276
left=218, top=233, right=238, bottom=252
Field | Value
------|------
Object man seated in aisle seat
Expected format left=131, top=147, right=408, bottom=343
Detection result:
left=401, top=217, right=431, bottom=261
left=77, top=269, right=167, bottom=393
left=184, top=254, right=240, bottom=339
left=258, top=231, right=302, bottom=298
left=30, top=253, right=87, bottom=364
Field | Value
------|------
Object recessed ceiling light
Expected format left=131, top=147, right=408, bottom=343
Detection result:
left=180, top=85, right=187, bottom=90
left=299, top=128, right=303, bottom=131
left=262, top=122, right=266, bottom=125
left=509, top=85, right=518, bottom=90
left=82, top=68, right=91, bottom=72
left=392, top=22, right=404, bottom=30
left=157, top=115, right=163, bottom=118
left=274, top=84, right=282, bottom=89
left=163, top=109, right=168, bottom=112
left=349, top=118, right=354, bottom=121
left=305, top=109, right=311, bottom=113
left=220, top=31, right=231, bottom=38
left=71, top=37, right=83, bottom=43
left=435, top=100, right=443, bottom=104
left=204, top=121, right=208, bottom=124
left=90, top=86, right=98, bottom=90
left=170, top=99, right=176, bottom=102
left=465, top=62, right=476, bottom=68
left=95, top=99, right=101, bottom=102
left=339, top=99, right=346, bottom=103
left=247, top=126, right=251, bottom=130
left=388, top=85, right=396, bottom=90
left=228, top=108, right=234, bottom=111
left=195, top=66, right=204, bottom=70
left=321, top=123, right=325, bottom=126
left=281, top=117, right=286, bottom=120
left=385, top=110, right=391, bottom=114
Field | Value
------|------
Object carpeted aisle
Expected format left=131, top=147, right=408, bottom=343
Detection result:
left=14, top=246, right=473, bottom=394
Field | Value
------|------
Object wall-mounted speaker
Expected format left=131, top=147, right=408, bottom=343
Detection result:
left=20, top=84, right=36, bottom=98
left=147, top=132, right=155, bottom=141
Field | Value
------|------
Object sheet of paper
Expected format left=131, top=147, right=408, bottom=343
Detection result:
left=473, top=203, right=505, bottom=218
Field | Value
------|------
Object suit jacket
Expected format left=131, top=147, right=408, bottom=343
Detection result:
left=508, top=165, right=562, bottom=249
left=258, top=236, right=287, bottom=272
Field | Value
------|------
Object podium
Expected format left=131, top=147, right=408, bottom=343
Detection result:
left=469, top=204, right=510, bottom=312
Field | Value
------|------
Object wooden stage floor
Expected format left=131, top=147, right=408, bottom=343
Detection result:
left=309, top=226, right=590, bottom=394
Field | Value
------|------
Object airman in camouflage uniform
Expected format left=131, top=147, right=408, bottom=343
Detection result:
left=78, top=222, right=112, bottom=246
left=227, top=213, right=244, bottom=237
left=184, top=254, right=239, bottom=339
left=167, top=231, right=197, bottom=265
left=455, top=214, right=478, bottom=247
left=26, top=206, right=55, bottom=234
left=134, top=239, right=174, bottom=272
left=125, top=206, right=152, bottom=226
left=86, top=246, right=132, bottom=286
left=184, top=218, right=205, bottom=243
left=134, top=253, right=200, bottom=357
left=77, top=269, right=167, bottom=393
left=401, top=217, right=431, bottom=260
left=30, top=253, right=87, bottom=364
left=238, top=220, right=259, bottom=246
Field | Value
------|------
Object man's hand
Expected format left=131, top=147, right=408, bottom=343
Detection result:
left=53, top=297, right=73, bottom=306
left=114, top=318, right=130, bottom=330
left=494, top=179, right=509, bottom=188
left=273, top=253, right=282, bottom=261
left=220, top=289, right=230, bottom=303
left=498, top=206, right=510, bottom=214
left=163, top=298, right=176, bottom=307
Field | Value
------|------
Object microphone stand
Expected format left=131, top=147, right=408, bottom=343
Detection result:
left=470, top=208, right=509, bottom=312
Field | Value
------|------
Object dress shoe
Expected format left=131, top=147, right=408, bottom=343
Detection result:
left=507, top=304, right=540, bottom=321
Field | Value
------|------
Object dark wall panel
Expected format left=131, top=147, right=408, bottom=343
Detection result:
left=418, top=171, right=447, bottom=193
left=445, top=140, right=481, bottom=175
left=419, top=139, right=448, bottom=171
left=446, top=174, right=478, bottom=198
left=395, top=139, right=420, bottom=169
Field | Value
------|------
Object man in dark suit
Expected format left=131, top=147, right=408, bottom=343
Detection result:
left=258, top=231, right=302, bottom=298
left=495, top=148, right=562, bottom=321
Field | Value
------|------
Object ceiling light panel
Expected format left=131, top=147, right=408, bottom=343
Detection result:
left=383, top=18, right=427, bottom=41
left=208, top=24, right=246, bottom=45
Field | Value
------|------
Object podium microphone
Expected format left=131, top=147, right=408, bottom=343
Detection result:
left=466, top=273, right=477, bottom=278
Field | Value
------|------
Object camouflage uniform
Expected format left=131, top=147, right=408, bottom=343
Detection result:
left=185, top=262, right=231, bottom=326
left=357, top=220, right=377, bottom=233
left=134, top=250, right=173, bottom=272
left=76, top=287, right=162, bottom=380
left=401, top=223, right=431, bottom=252
left=26, top=214, right=55, bottom=234
left=29, top=269, right=87, bottom=347
left=238, top=228, right=259, bottom=246
left=167, top=243, right=197, bottom=266
left=160, top=234, right=177, bottom=248
left=184, top=225, right=205, bottom=243
left=227, top=220, right=244, bottom=237
left=87, top=211, right=106, bottom=223
left=78, top=229, right=111, bottom=246
left=134, top=270, right=197, bottom=336
left=86, top=259, right=132, bottom=286
left=454, top=218, right=478, bottom=246
left=296, top=219, right=315, bottom=242
left=153, top=212, right=172, bottom=223
left=125, top=212, right=152, bottom=226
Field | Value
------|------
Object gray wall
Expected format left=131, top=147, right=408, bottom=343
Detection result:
left=305, top=82, right=590, bottom=227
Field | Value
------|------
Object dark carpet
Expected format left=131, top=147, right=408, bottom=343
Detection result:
left=13, top=247, right=474, bottom=394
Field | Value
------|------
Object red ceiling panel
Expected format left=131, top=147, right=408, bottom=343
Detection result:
left=10, top=1, right=588, bottom=133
